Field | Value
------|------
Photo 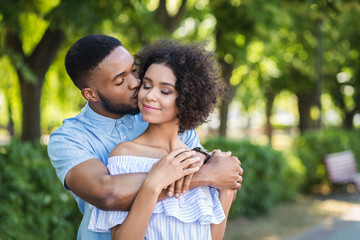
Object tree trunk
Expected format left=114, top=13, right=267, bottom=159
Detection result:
left=343, top=111, right=355, bottom=130
left=218, top=61, right=236, bottom=137
left=6, top=95, right=14, bottom=137
left=154, top=0, right=187, bottom=33
left=19, top=74, right=43, bottom=141
left=21, top=29, right=65, bottom=141
left=265, top=91, right=275, bottom=146
left=219, top=99, right=230, bottom=137
left=296, top=91, right=314, bottom=133
left=5, top=25, right=65, bottom=142
left=315, top=16, right=323, bottom=129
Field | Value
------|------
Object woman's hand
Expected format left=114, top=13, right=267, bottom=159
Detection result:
left=167, top=151, right=204, bottom=198
left=145, top=148, right=200, bottom=194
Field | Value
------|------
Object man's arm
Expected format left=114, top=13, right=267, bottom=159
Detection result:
left=65, top=150, right=242, bottom=211
left=174, top=129, right=243, bottom=196
left=189, top=150, right=243, bottom=190
left=65, top=158, right=147, bottom=210
left=65, top=151, right=197, bottom=211
left=65, top=158, right=177, bottom=211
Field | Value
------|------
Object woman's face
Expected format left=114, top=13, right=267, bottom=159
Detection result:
left=138, top=63, right=179, bottom=125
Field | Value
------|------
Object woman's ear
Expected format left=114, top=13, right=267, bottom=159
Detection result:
left=81, top=88, right=99, bottom=102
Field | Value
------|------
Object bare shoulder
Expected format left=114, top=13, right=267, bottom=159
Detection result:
left=109, top=141, right=139, bottom=157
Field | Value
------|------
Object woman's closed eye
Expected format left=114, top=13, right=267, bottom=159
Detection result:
left=161, top=90, right=171, bottom=95
left=142, top=83, right=152, bottom=89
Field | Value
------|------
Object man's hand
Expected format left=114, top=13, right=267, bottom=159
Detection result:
left=196, top=150, right=243, bottom=190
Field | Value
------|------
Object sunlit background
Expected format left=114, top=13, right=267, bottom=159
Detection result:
left=1, top=0, right=359, bottom=145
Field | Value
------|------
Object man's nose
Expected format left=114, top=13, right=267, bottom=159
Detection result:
left=129, top=73, right=141, bottom=89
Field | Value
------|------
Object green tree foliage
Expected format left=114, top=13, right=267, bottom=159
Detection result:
left=323, top=2, right=360, bottom=129
left=0, top=0, right=127, bottom=141
left=1, top=0, right=360, bottom=141
left=0, top=0, right=192, bottom=141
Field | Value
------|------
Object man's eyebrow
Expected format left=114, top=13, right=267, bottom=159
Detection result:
left=112, top=60, right=136, bottom=82
left=143, top=76, right=175, bottom=88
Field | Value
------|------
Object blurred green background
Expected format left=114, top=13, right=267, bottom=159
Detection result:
left=1, top=0, right=360, bottom=239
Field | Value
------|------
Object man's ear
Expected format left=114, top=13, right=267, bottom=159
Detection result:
left=81, top=88, right=99, bottom=102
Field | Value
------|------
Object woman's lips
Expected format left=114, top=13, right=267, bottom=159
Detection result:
left=142, top=103, right=160, bottom=111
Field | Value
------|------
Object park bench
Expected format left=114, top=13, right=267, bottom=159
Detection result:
left=324, top=150, right=360, bottom=190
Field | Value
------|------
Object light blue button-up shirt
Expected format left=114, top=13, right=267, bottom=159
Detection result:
left=47, top=103, right=201, bottom=240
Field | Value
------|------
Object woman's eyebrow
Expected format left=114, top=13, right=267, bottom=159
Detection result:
left=143, top=76, right=175, bottom=87
left=143, top=76, right=153, bottom=82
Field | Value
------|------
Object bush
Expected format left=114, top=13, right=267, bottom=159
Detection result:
left=203, top=138, right=304, bottom=218
left=0, top=139, right=81, bottom=240
left=293, top=129, right=360, bottom=192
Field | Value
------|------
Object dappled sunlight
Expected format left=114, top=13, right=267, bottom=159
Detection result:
left=310, top=199, right=355, bottom=218
left=264, top=236, right=281, bottom=240
left=340, top=205, right=360, bottom=221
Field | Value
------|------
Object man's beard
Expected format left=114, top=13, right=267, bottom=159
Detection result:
left=97, top=91, right=140, bottom=116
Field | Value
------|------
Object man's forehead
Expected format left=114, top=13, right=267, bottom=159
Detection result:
left=109, top=46, right=132, bottom=61
left=100, top=46, right=134, bottom=68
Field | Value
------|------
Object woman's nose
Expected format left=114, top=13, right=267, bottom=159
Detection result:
left=145, top=89, right=156, bottom=101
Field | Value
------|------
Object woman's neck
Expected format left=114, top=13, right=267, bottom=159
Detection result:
left=138, top=122, right=186, bottom=153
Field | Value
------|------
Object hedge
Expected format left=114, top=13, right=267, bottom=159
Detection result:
left=293, top=128, right=360, bottom=192
left=203, top=138, right=304, bottom=217
left=0, top=139, right=81, bottom=240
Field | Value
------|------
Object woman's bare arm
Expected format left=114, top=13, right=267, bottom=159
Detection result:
left=110, top=148, right=200, bottom=239
left=210, top=189, right=236, bottom=240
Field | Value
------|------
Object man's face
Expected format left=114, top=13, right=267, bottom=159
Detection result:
left=92, top=46, right=140, bottom=116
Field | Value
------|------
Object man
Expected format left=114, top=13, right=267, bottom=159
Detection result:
left=48, top=34, right=243, bottom=240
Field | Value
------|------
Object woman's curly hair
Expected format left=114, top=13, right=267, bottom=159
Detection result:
left=135, top=40, right=225, bottom=133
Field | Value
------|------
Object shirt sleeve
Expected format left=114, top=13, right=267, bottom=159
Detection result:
left=179, top=129, right=202, bottom=149
left=47, top=129, right=98, bottom=189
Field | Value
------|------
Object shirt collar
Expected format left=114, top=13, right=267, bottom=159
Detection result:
left=83, top=103, right=118, bottom=135
left=121, top=114, right=135, bottom=129
left=82, top=103, right=136, bottom=135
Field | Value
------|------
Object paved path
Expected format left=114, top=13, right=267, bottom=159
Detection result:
left=288, top=195, right=360, bottom=240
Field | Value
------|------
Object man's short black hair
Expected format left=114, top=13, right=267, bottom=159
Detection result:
left=65, top=34, right=122, bottom=90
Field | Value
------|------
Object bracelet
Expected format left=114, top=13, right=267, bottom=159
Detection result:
left=192, top=147, right=211, bottom=164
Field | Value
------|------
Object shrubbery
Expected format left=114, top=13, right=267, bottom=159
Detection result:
left=0, top=139, right=81, bottom=240
left=203, top=138, right=304, bottom=217
left=293, top=128, right=360, bottom=192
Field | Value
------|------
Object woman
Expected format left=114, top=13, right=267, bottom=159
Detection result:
left=89, top=40, right=235, bottom=239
